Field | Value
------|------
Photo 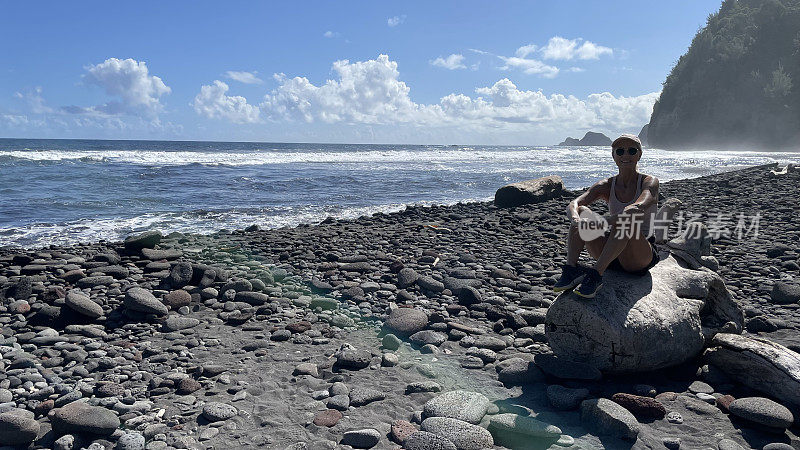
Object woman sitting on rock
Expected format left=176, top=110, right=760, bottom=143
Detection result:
left=553, top=134, right=660, bottom=298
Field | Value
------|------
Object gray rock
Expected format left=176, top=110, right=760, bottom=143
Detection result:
left=494, top=175, right=565, bottom=208
left=717, top=438, right=747, bottom=450
left=406, top=381, right=442, bottom=394
left=546, top=255, right=743, bottom=373
left=327, top=394, right=350, bottom=411
left=423, top=391, right=490, bottom=424
left=382, top=353, right=399, bottom=367
left=420, top=417, right=493, bottom=450
left=410, top=330, right=447, bottom=346
left=51, top=402, right=120, bottom=435
left=77, top=275, right=115, bottom=288
left=329, top=382, right=349, bottom=396
left=235, top=291, right=269, bottom=305
left=198, top=427, right=220, bottom=441
left=580, top=398, right=640, bottom=441
left=498, top=358, right=546, bottom=386
left=349, top=387, right=385, bottom=407
left=382, top=333, right=402, bottom=350
left=417, top=276, right=445, bottom=293
left=547, top=385, right=590, bottom=410
left=457, top=286, right=482, bottom=305
left=444, top=277, right=480, bottom=296
left=124, top=230, right=162, bottom=251
left=141, top=248, right=182, bottom=260
left=65, top=290, right=103, bottom=319
left=689, top=380, right=714, bottom=394
left=124, top=287, right=168, bottom=315
left=116, top=432, right=146, bottom=450
left=340, top=429, right=381, bottom=448
left=762, top=443, right=794, bottom=450
left=488, top=413, right=561, bottom=438
left=293, top=363, right=319, bottom=378
left=771, top=281, right=800, bottom=304
left=0, top=410, right=40, bottom=445
left=728, top=397, right=794, bottom=429
left=705, top=333, right=800, bottom=410
left=405, top=431, right=457, bottom=450
left=163, top=316, right=200, bottom=331
left=472, top=335, right=507, bottom=351
left=385, top=308, right=428, bottom=335
left=167, top=262, right=193, bottom=287
left=334, top=345, right=371, bottom=370
left=202, top=402, right=237, bottom=421
left=397, top=268, right=419, bottom=289
left=53, top=434, right=76, bottom=450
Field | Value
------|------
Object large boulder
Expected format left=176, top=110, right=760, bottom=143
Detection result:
left=494, top=175, right=564, bottom=208
left=545, top=254, right=743, bottom=373
left=123, top=230, right=162, bottom=252
left=0, top=410, right=39, bottom=446
left=50, top=402, right=120, bottom=435
left=704, top=333, right=800, bottom=411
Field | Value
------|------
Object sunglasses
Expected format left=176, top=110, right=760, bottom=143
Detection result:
left=615, top=147, right=639, bottom=156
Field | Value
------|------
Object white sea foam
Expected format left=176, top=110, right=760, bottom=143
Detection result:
left=0, top=197, right=491, bottom=248
left=2, top=146, right=798, bottom=169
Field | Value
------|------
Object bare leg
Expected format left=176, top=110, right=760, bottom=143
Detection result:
left=594, top=229, right=631, bottom=275
left=566, top=206, right=591, bottom=266
left=566, top=222, right=585, bottom=266
left=594, top=217, right=654, bottom=274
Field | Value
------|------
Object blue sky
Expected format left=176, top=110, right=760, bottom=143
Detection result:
left=0, top=1, right=721, bottom=144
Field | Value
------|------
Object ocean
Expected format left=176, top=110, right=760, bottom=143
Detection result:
left=1, top=138, right=798, bottom=249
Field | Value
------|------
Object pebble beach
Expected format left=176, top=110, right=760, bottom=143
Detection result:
left=1, top=163, right=799, bottom=450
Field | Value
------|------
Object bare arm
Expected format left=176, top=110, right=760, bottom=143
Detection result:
left=566, top=179, right=609, bottom=223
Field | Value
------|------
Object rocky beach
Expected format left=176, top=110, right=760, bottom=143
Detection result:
left=1, top=163, right=799, bottom=450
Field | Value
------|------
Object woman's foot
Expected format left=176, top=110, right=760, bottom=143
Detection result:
left=575, top=268, right=603, bottom=298
left=553, top=264, right=586, bottom=292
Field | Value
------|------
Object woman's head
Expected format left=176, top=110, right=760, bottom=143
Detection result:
left=611, top=134, right=642, bottom=169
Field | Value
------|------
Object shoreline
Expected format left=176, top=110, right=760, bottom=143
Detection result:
left=0, top=162, right=784, bottom=253
left=0, top=162, right=798, bottom=449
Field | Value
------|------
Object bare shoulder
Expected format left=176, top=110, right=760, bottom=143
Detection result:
left=641, top=173, right=660, bottom=187
left=593, top=177, right=613, bottom=194
left=584, top=177, right=612, bottom=201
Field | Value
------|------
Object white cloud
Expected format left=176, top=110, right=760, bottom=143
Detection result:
left=83, top=58, right=171, bottom=116
left=224, top=71, right=263, bottom=85
left=259, top=54, right=657, bottom=136
left=439, top=79, right=658, bottom=132
left=15, top=87, right=53, bottom=114
left=515, top=44, right=538, bottom=58
left=193, top=80, right=260, bottom=123
left=323, top=30, right=340, bottom=38
left=499, top=56, right=559, bottom=78
left=430, top=54, right=466, bottom=70
left=387, top=15, right=406, bottom=27
left=1, top=114, right=30, bottom=126
left=539, top=36, right=613, bottom=60
left=261, top=54, right=426, bottom=124
left=568, top=67, right=586, bottom=73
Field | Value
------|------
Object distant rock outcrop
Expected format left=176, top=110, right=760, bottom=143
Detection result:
left=557, top=131, right=612, bottom=146
left=638, top=124, right=649, bottom=147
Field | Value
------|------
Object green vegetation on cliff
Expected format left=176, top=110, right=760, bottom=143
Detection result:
left=647, top=0, right=800, bottom=149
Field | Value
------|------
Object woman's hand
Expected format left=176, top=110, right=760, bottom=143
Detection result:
left=623, top=203, right=645, bottom=217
